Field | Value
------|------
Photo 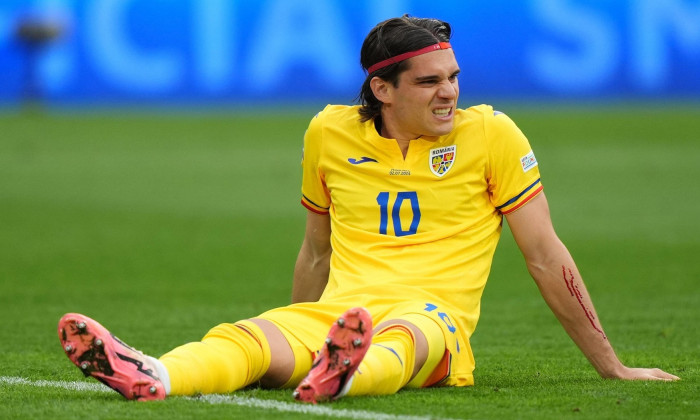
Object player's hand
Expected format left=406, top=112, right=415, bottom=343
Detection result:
left=610, top=366, right=680, bottom=381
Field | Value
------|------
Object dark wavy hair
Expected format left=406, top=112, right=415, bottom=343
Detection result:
left=357, top=15, right=453, bottom=122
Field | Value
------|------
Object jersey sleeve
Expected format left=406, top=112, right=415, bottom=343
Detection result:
left=485, top=110, right=543, bottom=214
left=300, top=109, right=331, bottom=214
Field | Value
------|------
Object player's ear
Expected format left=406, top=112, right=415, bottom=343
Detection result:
left=370, top=76, right=391, bottom=104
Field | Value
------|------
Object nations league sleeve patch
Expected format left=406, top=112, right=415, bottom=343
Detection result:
left=520, top=151, right=538, bottom=173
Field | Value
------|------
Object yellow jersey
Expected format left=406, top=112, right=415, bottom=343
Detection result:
left=300, top=104, right=543, bottom=383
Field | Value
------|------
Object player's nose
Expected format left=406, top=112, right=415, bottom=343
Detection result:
left=437, top=79, right=458, bottom=99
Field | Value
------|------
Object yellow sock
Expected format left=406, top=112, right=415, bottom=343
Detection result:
left=159, top=322, right=270, bottom=395
left=404, top=313, right=446, bottom=388
left=347, top=325, right=415, bottom=396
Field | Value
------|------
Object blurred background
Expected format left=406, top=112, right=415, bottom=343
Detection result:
left=1, top=0, right=699, bottom=108
left=1, top=4, right=699, bottom=415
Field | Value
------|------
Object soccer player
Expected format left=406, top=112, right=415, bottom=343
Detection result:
left=58, top=15, right=679, bottom=403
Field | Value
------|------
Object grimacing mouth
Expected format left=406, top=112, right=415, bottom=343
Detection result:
left=432, top=107, right=452, bottom=117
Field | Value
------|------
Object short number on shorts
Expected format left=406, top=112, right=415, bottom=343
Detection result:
left=376, top=191, right=421, bottom=236
left=424, top=303, right=457, bottom=333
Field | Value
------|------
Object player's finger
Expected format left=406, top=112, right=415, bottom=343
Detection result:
left=648, top=369, right=680, bottom=381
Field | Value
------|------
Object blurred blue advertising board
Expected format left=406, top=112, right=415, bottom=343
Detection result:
left=1, top=0, right=699, bottom=105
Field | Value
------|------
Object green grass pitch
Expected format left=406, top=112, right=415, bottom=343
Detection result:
left=0, top=104, right=698, bottom=419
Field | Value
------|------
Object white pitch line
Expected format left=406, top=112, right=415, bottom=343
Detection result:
left=0, top=376, right=111, bottom=393
left=1, top=376, right=461, bottom=420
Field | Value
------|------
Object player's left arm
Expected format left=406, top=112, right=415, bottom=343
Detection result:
left=505, top=192, right=679, bottom=381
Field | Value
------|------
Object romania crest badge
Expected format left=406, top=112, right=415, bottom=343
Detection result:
left=429, top=145, right=456, bottom=177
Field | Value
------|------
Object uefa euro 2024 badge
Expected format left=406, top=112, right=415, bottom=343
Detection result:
left=520, top=150, right=538, bottom=173
left=430, top=145, right=456, bottom=177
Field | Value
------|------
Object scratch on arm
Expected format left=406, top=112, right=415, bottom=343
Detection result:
left=562, top=266, right=607, bottom=340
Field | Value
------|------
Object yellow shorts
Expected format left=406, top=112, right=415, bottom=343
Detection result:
left=251, top=297, right=475, bottom=388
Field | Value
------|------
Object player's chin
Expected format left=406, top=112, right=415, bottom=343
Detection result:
left=429, top=120, right=454, bottom=136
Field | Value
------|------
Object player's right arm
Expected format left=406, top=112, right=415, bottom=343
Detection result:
left=292, top=211, right=331, bottom=303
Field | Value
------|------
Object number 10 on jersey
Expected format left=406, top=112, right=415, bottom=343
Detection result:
left=376, top=191, right=421, bottom=236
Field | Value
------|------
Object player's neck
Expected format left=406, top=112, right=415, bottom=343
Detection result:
left=374, top=116, right=413, bottom=159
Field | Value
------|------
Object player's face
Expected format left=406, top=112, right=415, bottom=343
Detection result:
left=381, top=49, right=460, bottom=141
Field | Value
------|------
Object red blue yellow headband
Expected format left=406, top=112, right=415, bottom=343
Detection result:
left=367, top=41, right=452, bottom=74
